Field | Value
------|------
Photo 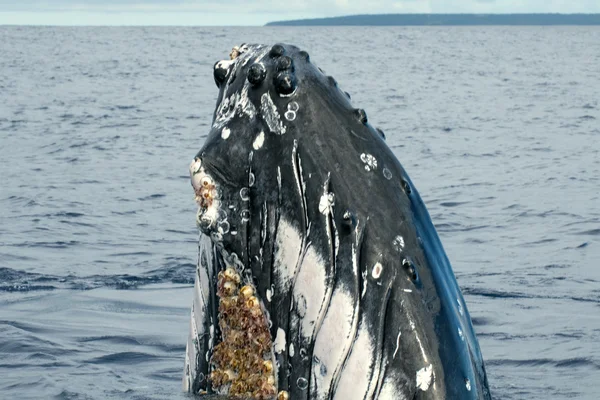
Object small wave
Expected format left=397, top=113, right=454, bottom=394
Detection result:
left=487, top=357, right=600, bottom=370
left=0, top=262, right=195, bottom=292
left=138, top=193, right=167, bottom=201
left=576, top=228, right=600, bottom=236
left=463, top=286, right=600, bottom=304
left=439, top=201, right=469, bottom=208
left=88, top=351, right=161, bottom=365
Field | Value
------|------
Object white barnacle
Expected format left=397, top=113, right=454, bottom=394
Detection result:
left=253, top=131, right=265, bottom=150
left=221, top=127, right=231, bottom=139
left=416, top=364, right=433, bottom=391
left=266, top=286, right=273, bottom=302
left=371, top=262, right=383, bottom=279
left=393, top=235, right=405, bottom=252
left=383, top=167, right=393, bottom=180
left=190, top=158, right=202, bottom=175
left=288, top=101, right=299, bottom=112
left=284, top=110, right=296, bottom=121
left=360, top=153, right=378, bottom=171
left=274, top=328, right=286, bottom=354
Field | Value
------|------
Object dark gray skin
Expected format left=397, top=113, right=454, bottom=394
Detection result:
left=186, top=43, right=491, bottom=399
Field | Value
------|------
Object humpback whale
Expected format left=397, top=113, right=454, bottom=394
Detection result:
left=184, top=43, right=491, bottom=399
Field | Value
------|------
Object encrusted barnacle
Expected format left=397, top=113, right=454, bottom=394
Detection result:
left=278, top=390, right=290, bottom=400
left=194, top=175, right=217, bottom=209
left=210, top=263, right=276, bottom=398
left=230, top=45, right=241, bottom=60
left=240, top=285, right=255, bottom=298
left=224, top=267, right=241, bottom=284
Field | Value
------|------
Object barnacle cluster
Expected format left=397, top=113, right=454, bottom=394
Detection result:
left=209, top=266, right=277, bottom=399
left=194, top=175, right=217, bottom=210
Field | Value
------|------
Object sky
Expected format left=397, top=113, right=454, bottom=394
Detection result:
left=0, top=0, right=599, bottom=26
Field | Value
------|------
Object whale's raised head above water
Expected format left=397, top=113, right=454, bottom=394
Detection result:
left=184, top=43, right=491, bottom=400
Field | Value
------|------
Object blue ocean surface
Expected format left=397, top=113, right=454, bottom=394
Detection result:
left=1, top=26, right=599, bottom=399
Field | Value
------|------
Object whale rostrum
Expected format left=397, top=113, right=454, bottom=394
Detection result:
left=184, top=43, right=491, bottom=400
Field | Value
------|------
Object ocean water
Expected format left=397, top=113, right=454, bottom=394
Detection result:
left=1, top=26, right=599, bottom=399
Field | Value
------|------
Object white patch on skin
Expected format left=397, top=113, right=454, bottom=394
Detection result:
left=215, top=59, right=234, bottom=71
left=260, top=92, right=286, bottom=135
left=274, top=327, right=286, bottom=354
left=237, top=80, right=257, bottom=119
left=253, top=131, right=265, bottom=150
left=318, top=192, right=335, bottom=215
left=458, top=327, right=464, bottom=341
left=311, top=288, right=355, bottom=396
left=289, top=343, right=295, bottom=357
left=360, top=153, right=378, bottom=171
left=393, top=331, right=402, bottom=359
left=371, top=262, right=383, bottom=279
left=266, top=287, right=273, bottom=302
left=416, top=364, right=433, bottom=392
left=361, top=269, right=368, bottom=298
left=377, top=371, right=402, bottom=399
left=332, top=321, right=374, bottom=400
left=410, top=319, right=429, bottom=362
left=221, top=127, right=231, bottom=140
left=403, top=289, right=413, bottom=293
left=393, top=235, right=404, bottom=252
left=190, top=159, right=202, bottom=175
left=272, top=218, right=303, bottom=294
left=293, top=245, right=327, bottom=340
left=213, top=93, right=238, bottom=129
left=466, top=379, right=471, bottom=391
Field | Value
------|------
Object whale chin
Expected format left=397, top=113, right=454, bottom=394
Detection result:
left=183, top=43, right=491, bottom=400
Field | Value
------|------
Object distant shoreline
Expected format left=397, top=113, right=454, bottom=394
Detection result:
left=266, top=13, right=600, bottom=26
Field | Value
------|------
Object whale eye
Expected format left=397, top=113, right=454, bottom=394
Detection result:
left=355, top=109, right=368, bottom=124
left=401, top=179, right=412, bottom=195
left=402, top=258, right=419, bottom=282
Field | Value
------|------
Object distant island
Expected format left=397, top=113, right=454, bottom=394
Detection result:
left=266, top=13, right=600, bottom=26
